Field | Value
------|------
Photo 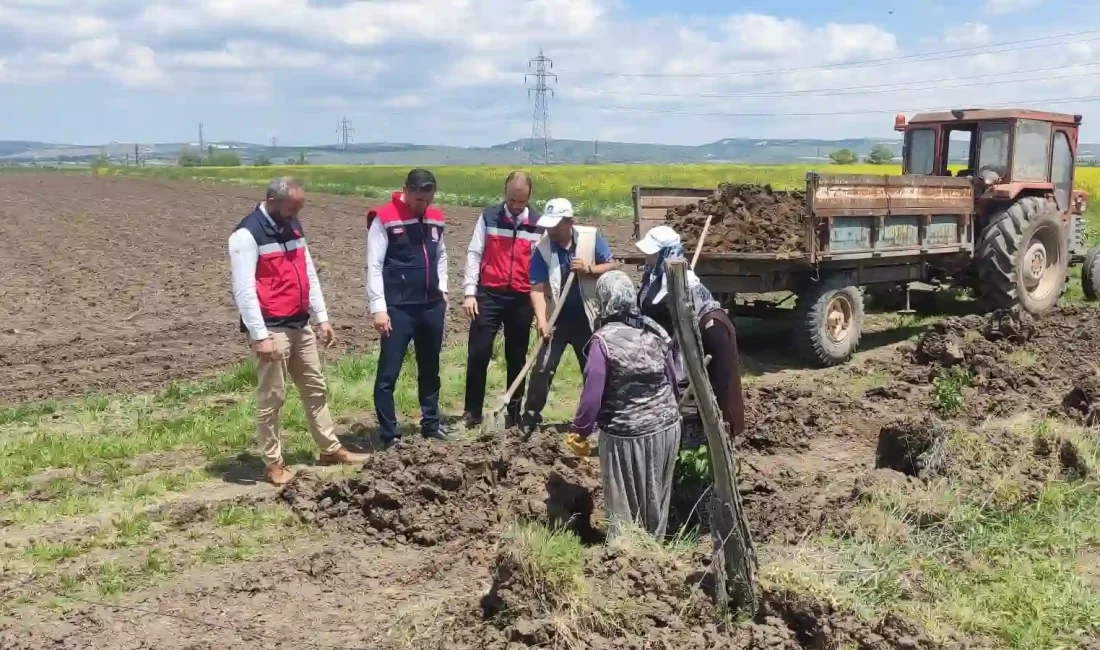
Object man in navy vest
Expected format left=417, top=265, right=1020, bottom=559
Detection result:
left=460, top=171, right=542, bottom=429
left=228, top=177, right=367, bottom=486
left=366, top=169, right=450, bottom=447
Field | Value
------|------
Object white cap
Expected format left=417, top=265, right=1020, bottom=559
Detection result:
left=537, top=198, right=575, bottom=228
left=636, top=225, right=681, bottom=255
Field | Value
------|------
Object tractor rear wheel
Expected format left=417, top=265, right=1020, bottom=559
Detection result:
left=976, top=196, right=1068, bottom=314
left=1083, top=247, right=1100, bottom=301
left=794, top=275, right=864, bottom=367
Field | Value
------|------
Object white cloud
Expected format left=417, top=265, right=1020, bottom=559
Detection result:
left=943, top=23, right=991, bottom=46
left=984, top=0, right=1042, bottom=14
left=0, top=0, right=1098, bottom=145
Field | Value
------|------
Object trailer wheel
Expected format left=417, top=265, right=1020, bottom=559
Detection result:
left=795, top=276, right=864, bottom=367
left=977, top=196, right=1068, bottom=314
left=1083, top=247, right=1100, bottom=301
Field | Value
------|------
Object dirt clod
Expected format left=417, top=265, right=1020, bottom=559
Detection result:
left=666, top=183, right=807, bottom=254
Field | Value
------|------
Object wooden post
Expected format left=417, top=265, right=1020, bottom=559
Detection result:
left=664, top=257, right=760, bottom=614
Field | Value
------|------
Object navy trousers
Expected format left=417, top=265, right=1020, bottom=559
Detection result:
left=374, top=300, right=446, bottom=442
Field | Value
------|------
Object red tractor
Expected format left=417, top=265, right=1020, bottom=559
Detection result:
left=895, top=109, right=1089, bottom=312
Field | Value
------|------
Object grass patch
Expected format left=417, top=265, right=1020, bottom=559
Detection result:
left=497, top=522, right=703, bottom=646
left=0, top=400, right=60, bottom=427
left=765, top=419, right=1100, bottom=649
left=3, top=502, right=316, bottom=613
left=0, top=340, right=581, bottom=525
left=931, top=367, right=971, bottom=418
left=1005, top=348, right=1039, bottom=368
left=503, top=522, right=588, bottom=601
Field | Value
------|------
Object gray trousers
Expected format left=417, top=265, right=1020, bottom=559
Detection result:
left=598, top=421, right=682, bottom=540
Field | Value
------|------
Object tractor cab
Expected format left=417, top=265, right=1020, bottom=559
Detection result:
left=896, top=109, right=1086, bottom=217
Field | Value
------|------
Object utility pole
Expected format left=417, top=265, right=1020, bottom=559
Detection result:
left=134, top=144, right=140, bottom=167
left=338, top=116, right=354, bottom=151
left=198, top=123, right=205, bottom=151
left=271, top=136, right=278, bottom=161
left=526, top=49, right=556, bottom=165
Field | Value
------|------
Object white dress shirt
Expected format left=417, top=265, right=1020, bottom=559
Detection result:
left=228, top=203, right=329, bottom=341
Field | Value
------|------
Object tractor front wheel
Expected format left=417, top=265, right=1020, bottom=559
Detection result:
left=976, top=196, right=1068, bottom=314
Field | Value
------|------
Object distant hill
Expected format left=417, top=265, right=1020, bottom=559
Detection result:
left=2, top=137, right=1097, bottom=167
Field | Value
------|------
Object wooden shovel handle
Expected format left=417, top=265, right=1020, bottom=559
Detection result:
left=690, top=214, right=714, bottom=269
left=497, top=272, right=578, bottom=405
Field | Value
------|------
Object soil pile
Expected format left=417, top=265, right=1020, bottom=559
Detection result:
left=666, top=183, right=807, bottom=255
left=865, top=306, right=1100, bottom=423
left=281, top=432, right=603, bottom=547
left=912, top=310, right=1036, bottom=372
left=443, top=541, right=943, bottom=650
left=865, top=309, right=1046, bottom=420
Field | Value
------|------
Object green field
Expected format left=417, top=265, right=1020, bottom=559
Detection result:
left=112, top=163, right=1100, bottom=220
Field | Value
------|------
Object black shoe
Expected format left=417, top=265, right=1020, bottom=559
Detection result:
left=381, top=437, right=401, bottom=450
left=422, top=428, right=451, bottom=441
left=462, top=412, right=482, bottom=429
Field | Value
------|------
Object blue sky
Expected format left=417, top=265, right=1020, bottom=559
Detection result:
left=0, top=0, right=1097, bottom=146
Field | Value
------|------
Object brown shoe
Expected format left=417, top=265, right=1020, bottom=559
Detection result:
left=264, top=461, right=295, bottom=486
left=318, top=447, right=368, bottom=466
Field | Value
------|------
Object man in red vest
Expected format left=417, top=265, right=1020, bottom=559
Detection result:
left=228, top=177, right=367, bottom=486
left=460, top=172, right=542, bottom=428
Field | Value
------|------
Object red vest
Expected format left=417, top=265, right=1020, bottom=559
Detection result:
left=478, top=203, right=542, bottom=293
left=236, top=207, right=311, bottom=329
left=368, top=192, right=446, bottom=306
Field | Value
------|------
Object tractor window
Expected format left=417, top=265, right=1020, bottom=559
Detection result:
left=945, top=128, right=974, bottom=176
left=977, top=122, right=1010, bottom=177
left=1052, top=130, right=1074, bottom=211
left=1013, top=119, right=1053, bottom=182
left=905, top=128, right=935, bottom=175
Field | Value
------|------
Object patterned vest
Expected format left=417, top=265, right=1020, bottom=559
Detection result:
left=593, top=319, right=680, bottom=437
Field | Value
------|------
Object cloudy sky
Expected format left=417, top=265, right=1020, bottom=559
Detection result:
left=1, top=0, right=1098, bottom=146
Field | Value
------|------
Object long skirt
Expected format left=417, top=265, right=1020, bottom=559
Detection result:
left=597, top=420, right=682, bottom=540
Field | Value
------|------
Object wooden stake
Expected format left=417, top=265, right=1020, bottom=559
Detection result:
left=665, top=257, right=760, bottom=614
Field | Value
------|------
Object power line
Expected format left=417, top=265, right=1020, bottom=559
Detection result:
left=590, top=29, right=1100, bottom=78
left=568, top=64, right=1100, bottom=100
left=526, top=48, right=556, bottom=165
left=338, top=116, right=354, bottom=150
left=588, top=93, right=1100, bottom=118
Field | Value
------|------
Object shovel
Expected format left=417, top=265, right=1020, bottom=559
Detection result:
left=481, top=272, right=577, bottom=436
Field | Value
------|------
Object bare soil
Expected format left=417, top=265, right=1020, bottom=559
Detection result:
left=865, top=306, right=1100, bottom=424
left=666, top=183, right=807, bottom=255
left=0, top=173, right=635, bottom=405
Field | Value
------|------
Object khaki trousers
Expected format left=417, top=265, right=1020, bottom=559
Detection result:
left=253, top=325, right=341, bottom=466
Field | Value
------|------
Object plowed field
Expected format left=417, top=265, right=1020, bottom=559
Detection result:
left=0, top=173, right=633, bottom=404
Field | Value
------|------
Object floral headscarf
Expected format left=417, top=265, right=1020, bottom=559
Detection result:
left=596, top=270, right=641, bottom=320
left=596, top=270, right=670, bottom=341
